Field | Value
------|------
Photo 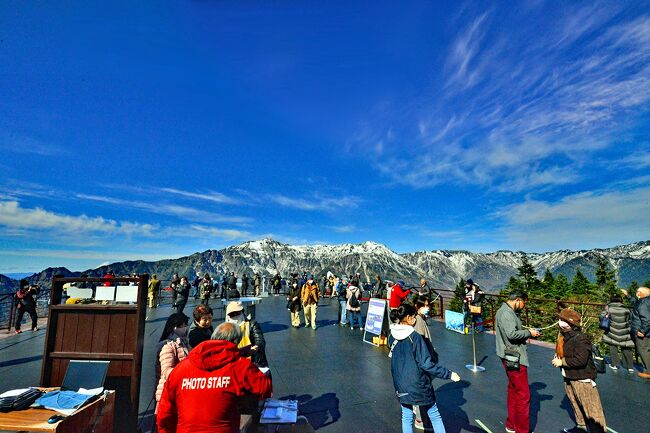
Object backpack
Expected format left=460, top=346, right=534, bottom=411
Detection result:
left=349, top=290, right=360, bottom=308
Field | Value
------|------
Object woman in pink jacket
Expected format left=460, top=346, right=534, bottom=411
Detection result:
left=155, top=313, right=190, bottom=410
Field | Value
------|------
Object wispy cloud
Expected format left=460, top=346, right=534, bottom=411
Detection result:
left=497, top=185, right=650, bottom=251
left=357, top=6, right=650, bottom=193
left=155, top=187, right=242, bottom=205
left=0, top=134, right=67, bottom=156
left=327, top=225, right=357, bottom=233
left=266, top=194, right=362, bottom=211
left=76, top=194, right=251, bottom=224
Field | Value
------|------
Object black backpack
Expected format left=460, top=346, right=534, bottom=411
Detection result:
left=349, top=291, right=360, bottom=308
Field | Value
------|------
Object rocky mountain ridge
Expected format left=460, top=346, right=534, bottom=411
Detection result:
left=2, top=239, right=650, bottom=293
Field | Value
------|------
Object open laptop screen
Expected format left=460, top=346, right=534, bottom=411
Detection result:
left=61, top=360, right=110, bottom=391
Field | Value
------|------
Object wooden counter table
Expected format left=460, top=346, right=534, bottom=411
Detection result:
left=0, top=390, right=114, bottom=433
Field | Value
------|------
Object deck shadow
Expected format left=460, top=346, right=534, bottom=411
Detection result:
left=280, top=393, right=341, bottom=430
left=436, top=381, right=485, bottom=433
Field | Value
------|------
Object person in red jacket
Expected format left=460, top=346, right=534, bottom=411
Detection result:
left=157, top=322, right=272, bottom=433
left=389, top=280, right=411, bottom=310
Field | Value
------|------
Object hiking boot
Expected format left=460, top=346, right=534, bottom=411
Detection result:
left=638, top=371, right=650, bottom=379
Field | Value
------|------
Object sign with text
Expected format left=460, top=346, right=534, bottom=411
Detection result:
left=363, top=298, right=388, bottom=346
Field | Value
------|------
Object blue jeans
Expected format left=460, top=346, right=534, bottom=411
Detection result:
left=349, top=310, right=363, bottom=328
left=401, top=403, right=445, bottom=433
left=339, top=300, right=348, bottom=324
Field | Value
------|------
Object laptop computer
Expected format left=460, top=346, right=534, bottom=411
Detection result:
left=60, top=360, right=110, bottom=391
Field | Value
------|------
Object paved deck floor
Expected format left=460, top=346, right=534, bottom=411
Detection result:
left=1, top=296, right=648, bottom=432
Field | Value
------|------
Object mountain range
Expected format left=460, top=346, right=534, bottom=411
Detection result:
left=2, top=238, right=650, bottom=294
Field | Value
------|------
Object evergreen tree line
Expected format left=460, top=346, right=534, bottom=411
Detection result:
left=447, top=254, right=649, bottom=344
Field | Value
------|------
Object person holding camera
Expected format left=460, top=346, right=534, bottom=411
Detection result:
left=495, top=291, right=540, bottom=433
left=14, top=279, right=39, bottom=333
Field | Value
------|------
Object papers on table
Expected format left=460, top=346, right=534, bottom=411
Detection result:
left=0, top=388, right=31, bottom=398
left=259, top=399, right=298, bottom=424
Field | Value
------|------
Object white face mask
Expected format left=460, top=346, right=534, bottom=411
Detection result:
left=226, top=313, right=245, bottom=325
left=558, top=320, right=571, bottom=331
left=420, top=307, right=430, bottom=316
left=173, top=326, right=187, bottom=338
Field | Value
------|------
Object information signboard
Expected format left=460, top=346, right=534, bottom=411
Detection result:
left=363, top=298, right=388, bottom=346
left=445, top=310, right=467, bottom=334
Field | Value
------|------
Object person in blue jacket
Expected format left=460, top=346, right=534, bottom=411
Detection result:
left=389, top=304, right=461, bottom=433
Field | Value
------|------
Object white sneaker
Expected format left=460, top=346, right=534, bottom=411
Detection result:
left=505, top=428, right=515, bottom=433
left=360, top=327, right=364, bottom=331
left=607, top=364, right=618, bottom=370
left=628, top=368, right=635, bottom=373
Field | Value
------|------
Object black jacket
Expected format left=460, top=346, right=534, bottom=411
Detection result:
left=228, top=275, right=237, bottom=289
left=248, top=319, right=268, bottom=367
left=175, top=282, right=191, bottom=301
left=188, top=321, right=213, bottom=349
left=631, top=296, right=650, bottom=337
left=601, top=302, right=634, bottom=348
left=561, top=330, right=597, bottom=381
left=288, top=285, right=302, bottom=312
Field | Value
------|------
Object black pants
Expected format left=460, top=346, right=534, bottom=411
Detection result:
left=176, top=298, right=187, bottom=315
left=15, top=303, right=38, bottom=331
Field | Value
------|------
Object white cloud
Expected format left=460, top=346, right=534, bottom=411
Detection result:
left=498, top=186, right=650, bottom=250
left=156, top=187, right=241, bottom=205
left=266, top=194, right=362, bottom=211
left=76, top=194, right=251, bottom=224
left=0, top=134, right=68, bottom=156
left=327, top=225, right=357, bottom=233
left=357, top=7, right=650, bottom=193
left=0, top=201, right=156, bottom=236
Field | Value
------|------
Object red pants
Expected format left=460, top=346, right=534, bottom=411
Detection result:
left=502, top=360, right=530, bottom=433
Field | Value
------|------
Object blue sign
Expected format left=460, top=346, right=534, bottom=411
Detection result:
left=364, top=298, right=387, bottom=335
left=445, top=310, right=467, bottom=335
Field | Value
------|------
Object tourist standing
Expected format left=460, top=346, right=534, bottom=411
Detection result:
left=188, top=304, right=213, bottom=349
left=155, top=313, right=189, bottom=411
left=495, top=291, right=540, bottom=433
left=630, top=286, right=650, bottom=378
left=600, top=294, right=635, bottom=372
left=552, top=309, right=607, bottom=433
left=287, top=280, right=302, bottom=328
left=272, top=272, right=282, bottom=295
left=337, top=277, right=348, bottom=326
left=225, top=301, right=268, bottom=368
left=14, top=279, right=39, bottom=333
left=389, top=281, right=411, bottom=310
left=174, top=276, right=191, bottom=314
left=200, top=274, right=213, bottom=306
left=301, top=274, right=320, bottom=329
left=346, top=283, right=363, bottom=330
left=389, top=304, right=460, bottom=433
left=148, top=274, right=161, bottom=308
left=254, top=272, right=261, bottom=296
left=241, top=273, right=249, bottom=296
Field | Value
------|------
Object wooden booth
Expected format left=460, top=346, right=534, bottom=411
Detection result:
left=41, top=275, right=149, bottom=433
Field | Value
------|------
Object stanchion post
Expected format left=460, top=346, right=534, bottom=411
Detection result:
left=466, top=314, right=486, bottom=372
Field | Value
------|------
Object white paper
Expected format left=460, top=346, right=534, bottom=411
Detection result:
left=259, top=399, right=298, bottom=424
left=77, top=387, right=103, bottom=396
left=258, top=367, right=270, bottom=374
left=0, top=388, right=31, bottom=398
left=94, top=286, right=115, bottom=301
left=115, top=285, right=138, bottom=302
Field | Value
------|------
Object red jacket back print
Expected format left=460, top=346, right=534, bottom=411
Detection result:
left=157, top=339, right=273, bottom=433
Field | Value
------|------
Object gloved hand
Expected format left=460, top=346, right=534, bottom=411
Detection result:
left=450, top=372, right=461, bottom=382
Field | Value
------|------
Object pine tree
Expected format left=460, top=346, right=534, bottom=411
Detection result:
left=628, top=281, right=639, bottom=292
left=571, top=268, right=593, bottom=295
left=541, top=269, right=555, bottom=292
left=595, top=256, right=617, bottom=299
left=449, top=278, right=466, bottom=312
left=517, top=254, right=540, bottom=293
left=553, top=274, right=570, bottom=296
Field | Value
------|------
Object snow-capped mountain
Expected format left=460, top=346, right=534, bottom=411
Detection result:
left=3, top=239, right=650, bottom=292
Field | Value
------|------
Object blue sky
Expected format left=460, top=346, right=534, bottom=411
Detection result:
left=1, top=1, right=650, bottom=273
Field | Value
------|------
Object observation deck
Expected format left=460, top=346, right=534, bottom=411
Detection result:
left=1, top=296, right=646, bottom=433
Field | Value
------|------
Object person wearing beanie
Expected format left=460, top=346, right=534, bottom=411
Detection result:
left=552, top=309, right=607, bottom=433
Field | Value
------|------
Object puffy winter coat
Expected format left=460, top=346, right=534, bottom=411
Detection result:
left=389, top=324, right=451, bottom=406
left=246, top=320, right=268, bottom=368
left=155, top=337, right=189, bottom=402
left=631, top=296, right=650, bottom=337
left=157, top=339, right=272, bottom=433
left=601, top=302, right=634, bottom=348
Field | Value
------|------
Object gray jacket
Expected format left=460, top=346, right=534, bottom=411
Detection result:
left=601, top=302, right=634, bottom=348
left=495, top=302, right=532, bottom=367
